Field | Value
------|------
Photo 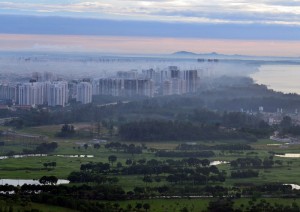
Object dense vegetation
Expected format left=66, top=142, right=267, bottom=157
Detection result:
left=119, top=120, right=260, bottom=142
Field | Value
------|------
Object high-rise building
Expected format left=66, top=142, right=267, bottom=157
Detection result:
left=92, top=80, right=100, bottom=95
left=76, top=82, right=92, bottom=104
left=111, top=79, right=123, bottom=96
left=183, top=70, right=200, bottom=93
left=122, top=79, right=154, bottom=97
left=168, top=66, right=180, bottom=79
left=95, top=78, right=123, bottom=96
left=143, top=68, right=155, bottom=80
left=43, top=72, right=57, bottom=81
left=163, top=80, right=172, bottom=96
left=0, top=84, right=17, bottom=102
left=18, top=82, right=44, bottom=106
left=31, top=72, right=43, bottom=82
left=93, top=78, right=154, bottom=97
left=117, top=70, right=138, bottom=79
left=45, top=81, right=68, bottom=107
left=162, top=79, right=186, bottom=96
left=137, top=79, right=154, bottom=97
left=171, top=78, right=186, bottom=95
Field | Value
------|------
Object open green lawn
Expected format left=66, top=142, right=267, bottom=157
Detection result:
left=104, top=197, right=300, bottom=212
left=2, top=125, right=300, bottom=191
left=0, top=200, right=77, bottom=212
left=31, top=203, right=78, bottom=212
left=18, top=125, right=62, bottom=138
left=17, top=123, right=111, bottom=140
left=114, top=198, right=210, bottom=212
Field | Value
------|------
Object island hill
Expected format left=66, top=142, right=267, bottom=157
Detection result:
left=173, top=51, right=218, bottom=56
left=172, top=50, right=300, bottom=61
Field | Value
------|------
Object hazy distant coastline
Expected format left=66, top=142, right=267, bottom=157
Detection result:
left=251, top=64, right=300, bottom=95
left=0, top=51, right=300, bottom=95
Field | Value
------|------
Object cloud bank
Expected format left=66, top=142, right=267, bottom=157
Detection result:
left=1, top=0, right=300, bottom=26
left=1, top=14, right=300, bottom=41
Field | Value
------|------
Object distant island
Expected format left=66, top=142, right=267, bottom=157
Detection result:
left=172, top=50, right=300, bottom=61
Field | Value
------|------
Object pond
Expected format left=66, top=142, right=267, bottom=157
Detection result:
left=210, top=161, right=229, bottom=166
left=0, top=179, right=69, bottom=186
left=275, top=153, right=300, bottom=158
left=0, top=154, right=48, bottom=160
left=284, top=184, right=300, bottom=190
left=0, top=154, right=94, bottom=160
left=55, top=154, right=94, bottom=158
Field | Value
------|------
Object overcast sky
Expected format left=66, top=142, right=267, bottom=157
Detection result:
left=1, top=0, right=300, bottom=56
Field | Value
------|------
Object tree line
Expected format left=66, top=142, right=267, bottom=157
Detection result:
left=119, top=120, right=258, bottom=142
left=176, top=143, right=252, bottom=151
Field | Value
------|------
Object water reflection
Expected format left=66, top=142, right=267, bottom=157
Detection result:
left=210, top=161, right=229, bottom=166
left=0, top=179, right=69, bottom=186
left=284, top=184, right=300, bottom=190
left=0, top=154, right=94, bottom=160
left=275, top=153, right=300, bottom=158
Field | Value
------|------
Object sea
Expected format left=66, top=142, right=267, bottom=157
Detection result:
left=251, top=64, right=300, bottom=94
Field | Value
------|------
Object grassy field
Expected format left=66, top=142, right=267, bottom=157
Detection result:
left=1, top=124, right=300, bottom=191
left=0, top=200, right=78, bottom=212
left=116, top=198, right=210, bottom=212
left=102, top=197, right=300, bottom=212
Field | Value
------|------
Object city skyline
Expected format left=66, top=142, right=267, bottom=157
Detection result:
left=0, top=1, right=300, bottom=56
left=0, top=67, right=202, bottom=107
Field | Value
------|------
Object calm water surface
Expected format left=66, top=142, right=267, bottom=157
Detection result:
left=251, top=65, right=300, bottom=94
left=0, top=179, right=69, bottom=186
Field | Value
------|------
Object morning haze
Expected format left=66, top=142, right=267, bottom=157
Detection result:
left=0, top=1, right=300, bottom=212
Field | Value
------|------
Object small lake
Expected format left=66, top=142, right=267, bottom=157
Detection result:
left=0, top=179, right=69, bottom=186
left=0, top=154, right=94, bottom=160
left=0, top=154, right=48, bottom=160
left=284, top=184, right=300, bottom=190
left=210, top=161, right=229, bottom=166
left=251, top=65, right=300, bottom=94
left=275, top=153, right=300, bottom=158
left=55, top=154, right=94, bottom=158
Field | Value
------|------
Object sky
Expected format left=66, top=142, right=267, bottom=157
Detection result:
left=1, top=0, right=300, bottom=56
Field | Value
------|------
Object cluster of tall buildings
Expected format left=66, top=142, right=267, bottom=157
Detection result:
left=76, top=82, right=92, bottom=104
left=92, top=78, right=154, bottom=97
left=0, top=67, right=201, bottom=107
left=0, top=81, right=69, bottom=107
left=143, top=66, right=201, bottom=95
left=92, top=66, right=201, bottom=97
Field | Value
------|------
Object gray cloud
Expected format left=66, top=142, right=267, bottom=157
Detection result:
left=1, top=14, right=300, bottom=41
left=1, top=0, right=300, bottom=25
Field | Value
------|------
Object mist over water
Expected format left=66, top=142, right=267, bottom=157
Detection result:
left=0, top=53, right=259, bottom=81
left=251, top=65, right=300, bottom=94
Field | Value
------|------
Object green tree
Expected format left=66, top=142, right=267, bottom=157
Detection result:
left=93, top=143, right=100, bottom=149
left=280, top=116, right=292, bottom=129
left=83, top=143, right=88, bottom=150
left=143, top=203, right=150, bottom=212
left=135, top=203, right=142, bottom=211
left=108, top=155, right=117, bottom=166
left=126, top=159, right=133, bottom=166
left=143, top=175, right=153, bottom=185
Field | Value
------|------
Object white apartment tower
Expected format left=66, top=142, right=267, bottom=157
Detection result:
left=76, top=82, right=92, bottom=104
left=18, top=82, right=44, bottom=106
left=183, top=70, right=200, bottom=93
left=0, top=84, right=17, bottom=102
left=46, top=81, right=68, bottom=107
